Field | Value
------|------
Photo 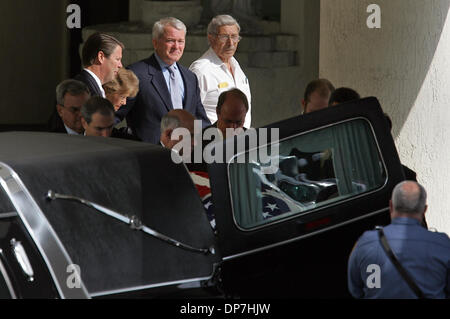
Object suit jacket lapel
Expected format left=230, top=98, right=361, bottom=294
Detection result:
left=178, top=64, right=192, bottom=111
left=148, top=55, right=172, bottom=112
left=82, top=70, right=102, bottom=97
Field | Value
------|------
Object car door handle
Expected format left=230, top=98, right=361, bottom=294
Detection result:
left=10, top=238, right=34, bottom=282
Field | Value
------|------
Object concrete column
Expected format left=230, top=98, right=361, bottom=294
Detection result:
left=0, top=0, right=69, bottom=125
left=281, top=0, right=320, bottom=78
left=320, top=0, right=450, bottom=234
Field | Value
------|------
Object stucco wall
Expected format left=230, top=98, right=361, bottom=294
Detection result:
left=320, top=0, right=450, bottom=234
left=0, top=0, right=69, bottom=125
left=250, top=0, right=320, bottom=126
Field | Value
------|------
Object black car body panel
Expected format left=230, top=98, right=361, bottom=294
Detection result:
left=208, top=97, right=404, bottom=297
left=0, top=97, right=404, bottom=298
left=0, top=134, right=220, bottom=298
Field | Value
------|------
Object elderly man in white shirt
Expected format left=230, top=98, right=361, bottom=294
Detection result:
left=189, top=15, right=252, bottom=128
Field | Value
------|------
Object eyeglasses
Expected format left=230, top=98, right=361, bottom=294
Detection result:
left=215, top=34, right=242, bottom=43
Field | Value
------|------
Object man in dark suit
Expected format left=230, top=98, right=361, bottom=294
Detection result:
left=48, top=33, right=124, bottom=131
left=51, top=79, right=91, bottom=135
left=116, top=17, right=210, bottom=144
left=81, top=96, right=138, bottom=140
left=191, top=88, right=249, bottom=172
left=212, top=88, right=248, bottom=139
left=75, top=32, right=124, bottom=97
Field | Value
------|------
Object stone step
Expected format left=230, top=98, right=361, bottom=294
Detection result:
left=120, top=49, right=296, bottom=69
left=82, top=22, right=298, bottom=55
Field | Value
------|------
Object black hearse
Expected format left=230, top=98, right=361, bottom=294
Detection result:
left=0, top=97, right=404, bottom=298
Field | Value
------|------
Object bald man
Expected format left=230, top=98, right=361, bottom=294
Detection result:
left=348, top=181, right=450, bottom=299
left=301, top=79, right=335, bottom=114
left=160, top=109, right=196, bottom=152
left=161, top=109, right=216, bottom=230
left=214, top=88, right=248, bottom=139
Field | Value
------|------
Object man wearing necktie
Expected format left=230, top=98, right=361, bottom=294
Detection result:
left=75, top=32, right=124, bottom=98
left=168, top=64, right=183, bottom=109
left=49, top=33, right=123, bottom=133
left=116, top=17, right=210, bottom=144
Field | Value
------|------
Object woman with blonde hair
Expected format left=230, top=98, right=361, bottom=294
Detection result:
left=103, top=68, right=139, bottom=111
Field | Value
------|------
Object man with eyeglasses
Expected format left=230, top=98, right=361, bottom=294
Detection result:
left=52, top=79, right=91, bottom=135
left=190, top=15, right=252, bottom=129
left=116, top=17, right=210, bottom=144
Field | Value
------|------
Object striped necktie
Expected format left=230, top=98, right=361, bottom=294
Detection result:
left=168, top=65, right=183, bottom=109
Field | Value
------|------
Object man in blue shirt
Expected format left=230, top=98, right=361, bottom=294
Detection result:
left=348, top=181, right=450, bottom=298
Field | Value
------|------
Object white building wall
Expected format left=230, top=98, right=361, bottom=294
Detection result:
left=320, top=0, right=450, bottom=234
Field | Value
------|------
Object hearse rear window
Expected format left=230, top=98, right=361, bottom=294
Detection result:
left=228, top=118, right=387, bottom=230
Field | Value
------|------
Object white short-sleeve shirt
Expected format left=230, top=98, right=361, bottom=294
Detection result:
left=189, top=48, right=252, bottom=128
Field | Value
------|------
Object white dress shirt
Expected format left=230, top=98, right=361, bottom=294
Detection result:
left=84, top=68, right=105, bottom=98
left=189, top=48, right=252, bottom=128
left=64, top=124, right=81, bottom=135
left=154, top=53, right=185, bottom=108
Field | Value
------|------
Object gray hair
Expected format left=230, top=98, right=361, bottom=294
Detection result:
left=56, top=79, right=90, bottom=105
left=207, top=14, right=241, bottom=35
left=161, top=114, right=180, bottom=133
left=152, top=17, right=187, bottom=40
left=392, top=181, right=427, bottom=214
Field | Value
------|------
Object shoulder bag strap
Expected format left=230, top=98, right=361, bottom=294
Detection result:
left=376, top=226, right=425, bottom=299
